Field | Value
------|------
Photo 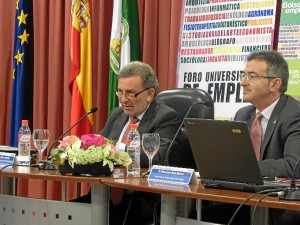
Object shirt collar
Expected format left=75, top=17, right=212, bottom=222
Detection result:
left=258, top=97, right=280, bottom=120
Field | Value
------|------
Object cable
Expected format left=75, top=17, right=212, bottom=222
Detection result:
left=290, top=158, right=300, bottom=189
left=0, top=162, right=52, bottom=172
left=0, top=164, right=14, bottom=172
left=122, top=193, right=134, bottom=225
left=142, top=170, right=150, bottom=178
left=251, top=190, right=285, bottom=225
left=227, top=189, right=284, bottom=225
left=153, top=200, right=160, bottom=225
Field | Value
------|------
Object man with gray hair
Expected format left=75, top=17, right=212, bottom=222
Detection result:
left=73, top=61, right=181, bottom=225
left=102, top=61, right=181, bottom=167
left=203, top=51, right=300, bottom=225
left=234, top=50, right=300, bottom=225
left=235, top=50, right=300, bottom=178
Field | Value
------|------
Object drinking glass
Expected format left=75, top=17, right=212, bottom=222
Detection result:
left=142, top=133, right=160, bottom=172
left=32, top=129, right=50, bottom=162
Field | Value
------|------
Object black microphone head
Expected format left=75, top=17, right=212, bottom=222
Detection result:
left=89, top=106, right=98, bottom=113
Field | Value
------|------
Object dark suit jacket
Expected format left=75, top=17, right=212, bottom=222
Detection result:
left=100, top=99, right=181, bottom=167
left=234, top=94, right=300, bottom=178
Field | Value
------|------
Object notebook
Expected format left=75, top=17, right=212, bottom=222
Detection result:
left=183, top=118, right=288, bottom=192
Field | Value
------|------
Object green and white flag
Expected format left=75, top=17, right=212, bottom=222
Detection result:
left=108, top=0, right=141, bottom=113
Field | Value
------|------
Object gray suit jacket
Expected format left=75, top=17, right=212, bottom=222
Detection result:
left=234, top=94, right=300, bottom=178
left=100, top=99, right=181, bottom=167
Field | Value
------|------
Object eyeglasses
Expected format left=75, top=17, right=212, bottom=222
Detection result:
left=116, top=88, right=150, bottom=99
left=241, top=73, right=278, bottom=82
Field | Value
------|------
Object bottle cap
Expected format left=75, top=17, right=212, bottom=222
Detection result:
left=22, top=120, right=29, bottom=125
left=129, top=123, right=138, bottom=129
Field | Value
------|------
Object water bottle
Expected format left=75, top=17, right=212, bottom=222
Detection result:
left=126, top=123, right=141, bottom=176
left=17, top=120, right=31, bottom=165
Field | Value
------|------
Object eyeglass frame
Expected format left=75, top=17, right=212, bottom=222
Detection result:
left=115, top=88, right=151, bottom=99
left=241, top=72, right=279, bottom=82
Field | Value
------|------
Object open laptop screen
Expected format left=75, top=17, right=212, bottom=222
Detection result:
left=184, top=118, right=264, bottom=185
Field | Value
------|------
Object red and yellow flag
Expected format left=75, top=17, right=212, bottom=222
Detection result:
left=69, top=0, right=93, bottom=136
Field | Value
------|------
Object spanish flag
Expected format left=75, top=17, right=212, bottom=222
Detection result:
left=69, top=0, right=93, bottom=136
left=10, top=0, right=34, bottom=147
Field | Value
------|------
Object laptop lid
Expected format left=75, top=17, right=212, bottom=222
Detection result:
left=183, top=118, right=265, bottom=185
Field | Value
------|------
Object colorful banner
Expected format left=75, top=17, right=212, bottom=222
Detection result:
left=177, top=0, right=277, bottom=119
left=10, top=0, right=34, bottom=146
left=278, top=0, right=300, bottom=101
left=108, top=0, right=141, bottom=113
left=69, top=0, right=93, bottom=136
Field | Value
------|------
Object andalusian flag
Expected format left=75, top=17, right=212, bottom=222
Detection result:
left=69, top=0, right=93, bottom=136
left=10, top=0, right=34, bottom=147
left=108, top=0, right=141, bottom=113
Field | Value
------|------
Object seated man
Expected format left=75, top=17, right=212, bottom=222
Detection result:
left=235, top=50, right=300, bottom=178
left=234, top=50, right=300, bottom=225
left=201, top=50, right=300, bottom=225
left=74, top=61, right=181, bottom=225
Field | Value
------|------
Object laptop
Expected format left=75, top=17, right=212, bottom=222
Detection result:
left=184, top=118, right=289, bottom=192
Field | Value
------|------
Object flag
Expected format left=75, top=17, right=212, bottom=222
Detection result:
left=69, top=0, right=93, bottom=136
left=10, top=0, right=34, bottom=147
left=108, top=0, right=141, bottom=113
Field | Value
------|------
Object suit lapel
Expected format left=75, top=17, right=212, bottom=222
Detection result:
left=260, top=95, right=287, bottom=159
left=111, top=113, right=128, bottom=140
left=137, top=100, right=157, bottom=135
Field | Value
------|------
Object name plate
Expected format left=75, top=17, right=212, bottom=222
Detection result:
left=148, top=180, right=191, bottom=192
left=0, top=152, right=16, bottom=168
left=148, top=165, right=197, bottom=185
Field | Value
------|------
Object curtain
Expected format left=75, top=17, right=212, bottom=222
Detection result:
left=0, top=0, right=182, bottom=199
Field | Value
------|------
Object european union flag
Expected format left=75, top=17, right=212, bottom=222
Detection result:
left=9, top=0, right=34, bottom=147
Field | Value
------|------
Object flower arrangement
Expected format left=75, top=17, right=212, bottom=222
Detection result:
left=50, top=134, right=132, bottom=171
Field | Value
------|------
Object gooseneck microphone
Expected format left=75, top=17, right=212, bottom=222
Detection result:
left=280, top=158, right=300, bottom=200
left=47, top=106, right=98, bottom=158
left=164, top=101, right=213, bottom=166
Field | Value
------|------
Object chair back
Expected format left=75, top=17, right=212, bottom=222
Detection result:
left=156, top=88, right=214, bottom=169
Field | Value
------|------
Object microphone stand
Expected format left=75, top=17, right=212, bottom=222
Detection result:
left=47, top=106, right=98, bottom=158
left=164, top=101, right=213, bottom=166
left=280, top=158, right=300, bottom=200
left=38, top=107, right=98, bottom=170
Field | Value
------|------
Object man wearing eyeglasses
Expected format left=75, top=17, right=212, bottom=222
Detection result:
left=234, top=50, right=300, bottom=225
left=100, top=61, right=181, bottom=225
left=101, top=61, right=181, bottom=167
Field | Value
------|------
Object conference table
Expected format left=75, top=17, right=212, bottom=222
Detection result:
left=102, top=176, right=300, bottom=225
left=0, top=166, right=110, bottom=225
left=1, top=166, right=300, bottom=225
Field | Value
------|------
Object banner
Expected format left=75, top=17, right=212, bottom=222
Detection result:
left=69, top=0, right=93, bottom=136
left=177, top=0, right=277, bottom=120
left=10, top=0, right=34, bottom=146
left=278, top=0, right=300, bottom=100
left=108, top=0, right=141, bottom=113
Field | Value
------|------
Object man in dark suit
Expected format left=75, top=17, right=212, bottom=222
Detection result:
left=101, top=61, right=181, bottom=167
left=75, top=61, right=181, bottom=225
left=234, top=50, right=300, bottom=225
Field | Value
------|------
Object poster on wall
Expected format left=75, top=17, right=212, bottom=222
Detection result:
left=278, top=0, right=300, bottom=101
left=177, top=0, right=277, bottom=120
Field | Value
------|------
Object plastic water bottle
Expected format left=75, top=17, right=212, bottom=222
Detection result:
left=17, top=120, right=31, bottom=165
left=126, top=123, right=141, bottom=176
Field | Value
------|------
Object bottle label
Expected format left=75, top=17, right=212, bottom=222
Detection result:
left=18, top=134, right=31, bottom=142
left=127, top=140, right=140, bottom=148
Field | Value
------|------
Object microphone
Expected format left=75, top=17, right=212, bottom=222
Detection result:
left=164, top=101, right=213, bottom=166
left=280, top=158, right=300, bottom=200
left=46, top=106, right=98, bottom=159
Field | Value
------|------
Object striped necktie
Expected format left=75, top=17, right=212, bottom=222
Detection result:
left=120, top=116, right=139, bottom=144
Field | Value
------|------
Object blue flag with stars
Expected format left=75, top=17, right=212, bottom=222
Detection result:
left=10, top=0, right=34, bottom=147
